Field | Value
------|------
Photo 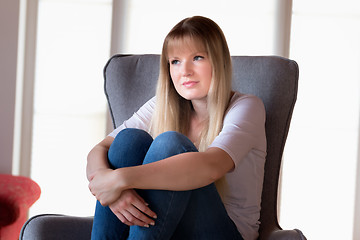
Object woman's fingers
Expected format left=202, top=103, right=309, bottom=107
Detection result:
left=109, top=189, right=157, bottom=227
left=131, top=191, right=158, bottom=220
left=110, top=204, right=154, bottom=227
left=112, top=210, right=133, bottom=226
left=121, top=207, right=154, bottom=227
left=126, top=204, right=155, bottom=227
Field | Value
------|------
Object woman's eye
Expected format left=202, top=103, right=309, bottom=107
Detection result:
left=170, top=60, right=180, bottom=65
left=194, top=56, right=204, bottom=61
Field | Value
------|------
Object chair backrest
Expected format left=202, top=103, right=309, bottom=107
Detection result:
left=104, top=54, right=299, bottom=239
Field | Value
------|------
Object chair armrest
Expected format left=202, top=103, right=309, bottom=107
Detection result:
left=20, top=214, right=93, bottom=240
left=268, top=229, right=307, bottom=240
left=20, top=214, right=307, bottom=240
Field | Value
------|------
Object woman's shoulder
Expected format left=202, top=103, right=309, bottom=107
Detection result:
left=138, top=96, right=156, bottom=113
left=229, top=91, right=265, bottom=110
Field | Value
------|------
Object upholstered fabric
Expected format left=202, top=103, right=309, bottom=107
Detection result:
left=20, top=54, right=306, bottom=240
left=104, top=54, right=159, bottom=129
left=20, top=215, right=93, bottom=240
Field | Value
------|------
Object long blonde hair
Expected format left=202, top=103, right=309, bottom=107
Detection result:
left=150, top=16, right=232, bottom=152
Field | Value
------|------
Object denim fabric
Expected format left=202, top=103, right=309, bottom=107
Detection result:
left=91, top=128, right=243, bottom=240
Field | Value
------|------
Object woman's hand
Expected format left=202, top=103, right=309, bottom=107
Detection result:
left=109, top=189, right=157, bottom=227
left=88, top=168, right=123, bottom=206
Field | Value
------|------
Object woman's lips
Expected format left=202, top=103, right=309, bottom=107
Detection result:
left=183, top=81, right=198, bottom=87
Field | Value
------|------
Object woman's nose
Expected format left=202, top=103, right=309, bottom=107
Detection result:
left=181, top=62, right=193, bottom=76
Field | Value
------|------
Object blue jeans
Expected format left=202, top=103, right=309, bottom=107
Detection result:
left=91, top=128, right=243, bottom=240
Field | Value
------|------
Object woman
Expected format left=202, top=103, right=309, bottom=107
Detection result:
left=87, top=16, right=266, bottom=240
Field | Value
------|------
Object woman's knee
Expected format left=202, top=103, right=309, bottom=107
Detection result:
left=108, top=128, right=153, bottom=168
left=143, top=131, right=198, bottom=164
left=158, top=131, right=197, bottom=152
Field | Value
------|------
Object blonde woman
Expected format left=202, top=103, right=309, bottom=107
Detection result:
left=87, top=16, right=266, bottom=240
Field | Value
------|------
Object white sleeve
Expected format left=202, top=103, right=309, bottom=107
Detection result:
left=209, top=94, right=266, bottom=166
left=107, top=97, right=156, bottom=138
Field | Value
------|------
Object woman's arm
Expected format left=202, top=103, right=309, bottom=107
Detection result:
left=89, top=147, right=234, bottom=206
left=87, top=135, right=157, bottom=226
left=123, top=147, right=234, bottom=191
left=87, top=136, right=120, bottom=204
left=86, top=136, right=114, bottom=181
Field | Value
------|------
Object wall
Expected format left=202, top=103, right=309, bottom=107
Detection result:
left=0, top=0, right=20, bottom=174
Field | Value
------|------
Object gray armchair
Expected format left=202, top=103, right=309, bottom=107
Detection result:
left=20, top=55, right=306, bottom=240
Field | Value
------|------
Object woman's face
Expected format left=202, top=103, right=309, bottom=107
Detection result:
left=168, top=40, right=212, bottom=102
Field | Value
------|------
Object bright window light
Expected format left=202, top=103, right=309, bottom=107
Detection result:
left=30, top=0, right=112, bottom=217
left=280, top=0, right=360, bottom=239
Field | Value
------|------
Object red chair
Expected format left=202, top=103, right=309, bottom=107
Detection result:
left=0, top=174, right=41, bottom=240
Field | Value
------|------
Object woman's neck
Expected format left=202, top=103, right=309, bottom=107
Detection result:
left=191, top=99, right=208, bottom=122
left=187, top=99, right=208, bottom=146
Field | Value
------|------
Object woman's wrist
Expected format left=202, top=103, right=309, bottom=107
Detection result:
left=114, top=168, right=130, bottom=192
left=87, top=167, right=108, bottom=182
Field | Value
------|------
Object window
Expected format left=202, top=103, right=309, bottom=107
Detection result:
left=29, top=0, right=112, bottom=217
left=120, top=0, right=276, bottom=56
left=280, top=1, right=360, bottom=239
